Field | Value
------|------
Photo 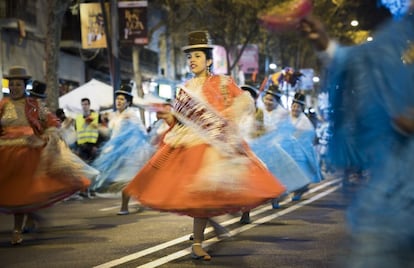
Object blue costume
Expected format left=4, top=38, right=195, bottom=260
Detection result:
left=252, top=117, right=321, bottom=187
left=324, top=9, right=414, bottom=267
left=250, top=136, right=311, bottom=194
left=91, top=108, right=155, bottom=193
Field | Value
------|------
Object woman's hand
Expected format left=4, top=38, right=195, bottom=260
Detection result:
left=156, top=111, right=176, bottom=126
left=298, top=16, right=330, bottom=51
left=393, top=110, right=414, bottom=135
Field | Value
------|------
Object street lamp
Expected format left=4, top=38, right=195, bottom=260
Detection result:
left=313, top=76, right=320, bottom=83
left=350, top=20, right=359, bottom=27
left=269, top=63, right=277, bottom=70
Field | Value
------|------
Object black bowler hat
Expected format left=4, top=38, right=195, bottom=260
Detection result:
left=264, top=85, right=282, bottom=98
left=240, top=84, right=258, bottom=99
left=292, top=92, right=306, bottom=106
left=29, top=80, right=47, bottom=99
left=181, top=31, right=214, bottom=52
left=115, top=84, right=133, bottom=97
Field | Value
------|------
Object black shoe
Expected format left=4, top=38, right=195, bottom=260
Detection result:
left=239, top=212, right=251, bottom=224
left=22, top=223, right=37, bottom=233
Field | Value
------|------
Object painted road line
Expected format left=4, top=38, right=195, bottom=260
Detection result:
left=94, top=180, right=341, bottom=268
left=99, top=201, right=140, bottom=212
left=136, top=184, right=341, bottom=268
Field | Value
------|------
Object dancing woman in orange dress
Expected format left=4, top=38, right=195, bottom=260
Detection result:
left=125, top=31, right=286, bottom=260
left=0, top=66, right=90, bottom=245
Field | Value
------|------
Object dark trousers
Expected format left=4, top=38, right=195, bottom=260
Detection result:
left=76, top=142, right=98, bottom=164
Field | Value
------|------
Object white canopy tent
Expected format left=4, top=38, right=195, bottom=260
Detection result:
left=59, top=79, right=121, bottom=116
left=59, top=79, right=158, bottom=115
left=59, top=79, right=168, bottom=125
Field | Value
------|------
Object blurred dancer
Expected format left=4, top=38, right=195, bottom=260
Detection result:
left=125, top=31, right=286, bottom=260
left=298, top=1, right=414, bottom=266
left=91, top=84, right=154, bottom=215
left=239, top=85, right=311, bottom=223
left=55, top=108, right=77, bottom=150
left=254, top=87, right=320, bottom=204
left=262, top=85, right=290, bottom=132
left=288, top=93, right=322, bottom=199
left=0, top=67, right=90, bottom=245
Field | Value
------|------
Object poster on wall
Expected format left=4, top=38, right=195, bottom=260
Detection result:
left=80, top=3, right=109, bottom=49
left=118, top=1, right=148, bottom=45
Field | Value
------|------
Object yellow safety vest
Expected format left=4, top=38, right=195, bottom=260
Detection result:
left=75, top=112, right=99, bottom=144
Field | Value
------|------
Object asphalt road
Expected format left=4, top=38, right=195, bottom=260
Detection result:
left=0, top=178, right=354, bottom=268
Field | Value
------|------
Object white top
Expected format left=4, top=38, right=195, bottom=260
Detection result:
left=291, top=113, right=314, bottom=132
left=108, top=108, right=146, bottom=138
left=263, top=105, right=290, bottom=132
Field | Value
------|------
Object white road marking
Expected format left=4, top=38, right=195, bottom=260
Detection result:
left=94, top=179, right=342, bottom=268
left=99, top=201, right=140, bottom=212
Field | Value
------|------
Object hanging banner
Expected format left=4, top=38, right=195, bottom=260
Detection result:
left=80, top=3, right=109, bottom=49
left=118, top=1, right=148, bottom=45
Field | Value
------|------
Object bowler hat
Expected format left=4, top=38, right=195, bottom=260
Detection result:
left=4, top=66, right=31, bottom=80
left=181, top=31, right=214, bottom=52
left=240, top=85, right=258, bottom=99
left=264, top=85, right=282, bottom=98
left=115, top=84, right=133, bottom=97
left=29, top=80, right=47, bottom=99
left=292, top=92, right=306, bottom=106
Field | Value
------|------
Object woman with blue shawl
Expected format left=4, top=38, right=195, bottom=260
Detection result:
left=91, top=84, right=155, bottom=215
left=298, top=1, right=414, bottom=266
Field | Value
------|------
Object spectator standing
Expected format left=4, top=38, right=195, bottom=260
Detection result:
left=75, top=98, right=100, bottom=163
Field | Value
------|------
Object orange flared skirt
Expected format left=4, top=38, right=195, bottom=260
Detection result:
left=125, top=143, right=286, bottom=217
left=0, top=145, right=90, bottom=214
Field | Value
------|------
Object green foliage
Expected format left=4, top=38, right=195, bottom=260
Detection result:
left=150, top=0, right=391, bottom=78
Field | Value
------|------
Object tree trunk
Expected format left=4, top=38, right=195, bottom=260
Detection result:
left=45, top=0, right=71, bottom=112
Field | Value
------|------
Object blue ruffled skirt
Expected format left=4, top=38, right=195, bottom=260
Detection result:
left=91, top=121, right=155, bottom=192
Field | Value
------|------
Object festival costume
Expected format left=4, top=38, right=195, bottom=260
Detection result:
left=263, top=105, right=290, bottom=132
left=58, top=117, right=77, bottom=148
left=0, top=97, right=90, bottom=214
left=249, top=138, right=311, bottom=194
left=290, top=113, right=322, bottom=183
left=125, top=75, right=286, bottom=217
left=323, top=10, right=414, bottom=267
left=241, top=106, right=312, bottom=194
left=291, top=112, right=313, bottom=131
left=92, top=108, right=155, bottom=192
left=259, top=104, right=321, bottom=184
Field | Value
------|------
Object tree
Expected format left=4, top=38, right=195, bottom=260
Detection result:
left=255, top=0, right=391, bottom=76
left=152, top=0, right=271, bottom=75
left=45, top=0, right=72, bottom=112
